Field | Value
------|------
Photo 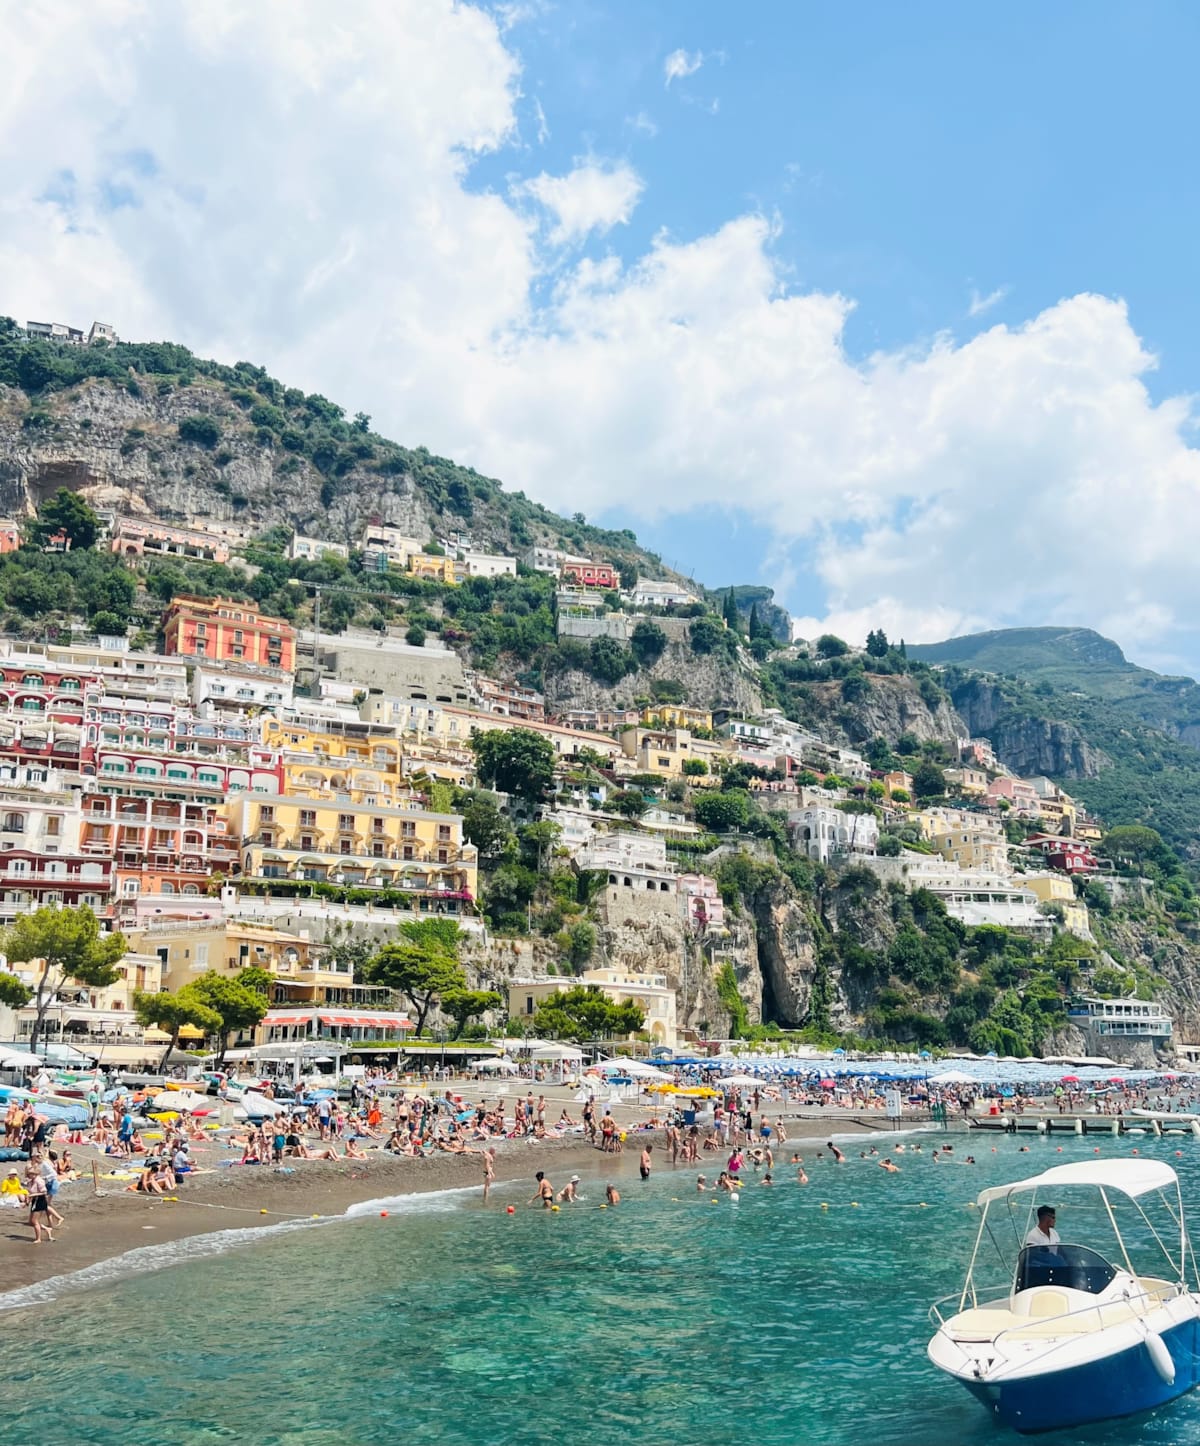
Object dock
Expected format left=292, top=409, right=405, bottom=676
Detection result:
left=969, top=1113, right=1200, bottom=1138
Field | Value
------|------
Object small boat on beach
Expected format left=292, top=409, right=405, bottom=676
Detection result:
left=928, top=1160, right=1200, bottom=1433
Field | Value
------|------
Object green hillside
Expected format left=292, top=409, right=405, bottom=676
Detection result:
left=914, top=627, right=1200, bottom=859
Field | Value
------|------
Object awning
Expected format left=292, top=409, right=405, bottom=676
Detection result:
left=977, top=1159, right=1179, bottom=1206
left=317, top=1011, right=413, bottom=1029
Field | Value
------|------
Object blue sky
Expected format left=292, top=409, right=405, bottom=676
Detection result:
left=7, top=1, right=1200, bottom=668
left=481, top=2, right=1200, bottom=623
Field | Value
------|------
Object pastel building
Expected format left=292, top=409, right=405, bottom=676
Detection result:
left=679, top=873, right=725, bottom=931
left=162, top=597, right=296, bottom=673
left=110, top=516, right=231, bottom=564
left=508, top=967, right=677, bottom=1048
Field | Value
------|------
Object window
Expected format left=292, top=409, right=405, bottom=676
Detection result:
left=2, top=813, right=24, bottom=833
left=299, top=810, right=316, bottom=828
left=372, top=842, right=385, bottom=857
left=260, top=806, right=274, bottom=822
left=338, top=814, right=354, bottom=830
left=437, top=825, right=451, bottom=841
left=339, top=840, right=352, bottom=855
left=300, top=835, right=314, bottom=850
left=403, top=845, right=414, bottom=860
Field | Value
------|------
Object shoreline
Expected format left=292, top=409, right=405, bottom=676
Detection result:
left=0, top=1115, right=896, bottom=1305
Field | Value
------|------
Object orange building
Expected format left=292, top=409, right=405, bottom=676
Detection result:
left=0, top=521, right=22, bottom=554
left=161, top=596, right=296, bottom=672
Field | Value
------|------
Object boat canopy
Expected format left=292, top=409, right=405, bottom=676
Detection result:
left=976, top=1158, right=1179, bottom=1207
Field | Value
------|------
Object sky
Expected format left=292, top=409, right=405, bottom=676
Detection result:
left=5, top=2, right=1200, bottom=672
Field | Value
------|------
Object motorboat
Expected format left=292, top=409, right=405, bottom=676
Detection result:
left=928, top=1159, right=1200, bottom=1432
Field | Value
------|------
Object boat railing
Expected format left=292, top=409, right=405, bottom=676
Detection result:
left=931, top=1278, right=1184, bottom=1337
left=928, top=1288, right=1009, bottom=1328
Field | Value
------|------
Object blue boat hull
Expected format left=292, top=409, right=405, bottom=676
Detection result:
left=962, top=1317, right=1200, bottom=1433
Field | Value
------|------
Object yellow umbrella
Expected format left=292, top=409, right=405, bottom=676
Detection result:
left=645, top=1082, right=679, bottom=1094
left=675, top=1086, right=720, bottom=1099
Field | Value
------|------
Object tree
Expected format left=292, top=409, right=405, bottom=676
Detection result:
left=896, top=732, right=921, bottom=756
left=134, top=987, right=223, bottom=1068
left=470, top=728, right=557, bottom=802
left=748, top=603, right=761, bottom=640
left=693, top=789, right=751, bottom=831
left=31, top=488, right=99, bottom=550
left=618, top=562, right=638, bottom=591
left=440, top=988, right=502, bottom=1039
left=722, top=587, right=740, bottom=629
left=563, top=919, right=596, bottom=971
left=612, top=789, right=649, bottom=820
left=816, top=633, right=849, bottom=658
left=187, top=969, right=269, bottom=1064
left=0, top=972, right=32, bottom=1009
left=630, top=620, right=667, bottom=667
left=890, top=787, right=911, bottom=804
left=363, top=919, right=466, bottom=1034
left=688, top=615, right=726, bottom=654
left=518, top=819, right=562, bottom=871
left=405, top=624, right=426, bottom=647
left=912, top=760, right=946, bottom=800
left=681, top=758, right=709, bottom=777
left=1102, top=825, right=1172, bottom=868
left=90, top=610, right=127, bottom=637
left=841, top=671, right=871, bottom=703
left=178, top=414, right=222, bottom=448
left=1, top=907, right=126, bottom=1053
left=460, top=796, right=513, bottom=860
left=865, top=628, right=890, bottom=657
left=878, top=833, right=903, bottom=857
left=353, top=411, right=371, bottom=433
left=530, top=985, right=645, bottom=1042
left=715, top=962, right=749, bottom=1038
left=588, top=636, right=636, bottom=683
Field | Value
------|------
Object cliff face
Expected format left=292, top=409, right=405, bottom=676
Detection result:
left=801, top=675, right=965, bottom=748
left=0, top=378, right=432, bottom=544
left=750, top=877, right=821, bottom=1024
left=1096, top=914, right=1200, bottom=1045
left=950, top=678, right=1107, bottom=779
left=542, top=621, right=763, bottom=716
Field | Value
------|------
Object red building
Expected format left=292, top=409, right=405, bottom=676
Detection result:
left=1026, top=835, right=1099, bottom=873
left=560, top=560, right=618, bottom=589
left=162, top=596, right=296, bottom=672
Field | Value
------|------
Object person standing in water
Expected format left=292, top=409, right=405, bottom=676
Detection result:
left=639, top=1144, right=653, bottom=1180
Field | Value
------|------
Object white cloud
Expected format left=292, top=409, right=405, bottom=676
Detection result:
left=663, top=48, right=703, bottom=85
left=627, top=110, right=658, bottom=137
left=532, top=97, right=549, bottom=145
left=514, top=159, right=644, bottom=244
left=7, top=2, right=1200, bottom=670
left=968, top=285, right=1009, bottom=317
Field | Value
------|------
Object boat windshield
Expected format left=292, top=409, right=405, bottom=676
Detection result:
left=1015, top=1244, right=1117, bottom=1297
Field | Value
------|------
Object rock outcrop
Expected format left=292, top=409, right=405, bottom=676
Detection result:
left=950, top=678, right=1107, bottom=779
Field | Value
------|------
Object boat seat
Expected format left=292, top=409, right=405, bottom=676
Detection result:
left=945, top=1308, right=1021, bottom=1341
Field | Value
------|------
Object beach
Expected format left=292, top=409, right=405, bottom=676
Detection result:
left=0, top=1099, right=887, bottom=1297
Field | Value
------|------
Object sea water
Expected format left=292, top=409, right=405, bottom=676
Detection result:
left=5, top=1134, right=1200, bottom=1446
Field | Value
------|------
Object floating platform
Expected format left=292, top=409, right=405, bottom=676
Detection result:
left=969, top=1113, right=1200, bottom=1138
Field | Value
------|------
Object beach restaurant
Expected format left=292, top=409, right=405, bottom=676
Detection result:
left=259, top=1006, right=414, bottom=1047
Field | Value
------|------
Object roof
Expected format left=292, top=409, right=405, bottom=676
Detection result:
left=977, top=1158, right=1178, bottom=1207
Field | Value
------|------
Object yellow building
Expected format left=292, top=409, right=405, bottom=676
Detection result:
left=128, top=919, right=316, bottom=994
left=227, top=793, right=478, bottom=912
left=1023, top=872, right=1091, bottom=937
left=640, top=704, right=713, bottom=732
left=936, top=827, right=1012, bottom=867
left=261, top=718, right=410, bottom=807
left=508, top=966, right=677, bottom=1048
left=619, top=726, right=726, bottom=783
left=943, top=765, right=988, bottom=796
left=407, top=554, right=466, bottom=585
left=1075, top=819, right=1103, bottom=844
left=882, top=770, right=913, bottom=800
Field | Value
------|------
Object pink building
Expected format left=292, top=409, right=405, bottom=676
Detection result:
left=679, top=873, right=725, bottom=931
left=986, top=777, right=1041, bottom=816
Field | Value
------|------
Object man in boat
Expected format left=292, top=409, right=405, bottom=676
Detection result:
left=1023, top=1204, right=1060, bottom=1252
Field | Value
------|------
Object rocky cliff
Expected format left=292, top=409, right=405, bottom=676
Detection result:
left=542, top=620, right=763, bottom=716
left=949, top=678, right=1107, bottom=778
left=799, top=674, right=965, bottom=749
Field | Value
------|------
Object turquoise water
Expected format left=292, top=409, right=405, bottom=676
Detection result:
left=5, top=1134, right=1200, bottom=1445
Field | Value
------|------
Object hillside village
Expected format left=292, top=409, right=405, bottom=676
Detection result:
left=0, top=320, right=1195, bottom=1069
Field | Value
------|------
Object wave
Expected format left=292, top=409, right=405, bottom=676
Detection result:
left=343, top=1182, right=490, bottom=1217
left=0, top=1214, right=320, bottom=1314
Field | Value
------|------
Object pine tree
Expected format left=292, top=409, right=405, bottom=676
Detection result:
left=723, top=587, right=741, bottom=629
left=748, top=603, right=761, bottom=639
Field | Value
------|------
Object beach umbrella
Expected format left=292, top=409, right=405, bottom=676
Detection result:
left=716, top=1074, right=764, bottom=1088
left=476, top=1058, right=518, bottom=1074
left=819, top=1078, right=836, bottom=1089
left=1061, top=1074, right=1081, bottom=1084
left=0, top=1048, right=42, bottom=1069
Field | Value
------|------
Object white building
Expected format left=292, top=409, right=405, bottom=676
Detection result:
left=630, top=578, right=697, bottom=608
left=289, top=533, right=349, bottom=563
left=860, top=854, right=1048, bottom=932
left=360, top=525, right=425, bottom=571
left=576, top=830, right=678, bottom=894
left=789, top=805, right=879, bottom=863
left=190, top=661, right=294, bottom=717
left=460, top=552, right=517, bottom=579
left=526, top=545, right=591, bottom=576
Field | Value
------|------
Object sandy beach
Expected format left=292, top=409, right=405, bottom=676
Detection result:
left=0, top=1107, right=893, bottom=1298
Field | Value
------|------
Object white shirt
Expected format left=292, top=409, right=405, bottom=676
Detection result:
left=1024, top=1223, right=1060, bottom=1248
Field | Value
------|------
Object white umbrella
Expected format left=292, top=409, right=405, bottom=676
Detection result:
left=717, top=1073, right=766, bottom=1088
left=596, top=1058, right=670, bottom=1081
left=476, top=1058, right=518, bottom=1074
left=929, top=1069, right=976, bottom=1085
left=530, top=1043, right=584, bottom=1061
left=0, top=1048, right=42, bottom=1069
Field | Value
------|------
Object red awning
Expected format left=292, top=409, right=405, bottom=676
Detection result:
left=317, top=1011, right=413, bottom=1029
